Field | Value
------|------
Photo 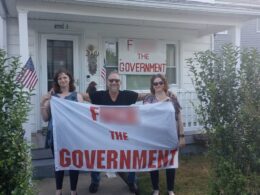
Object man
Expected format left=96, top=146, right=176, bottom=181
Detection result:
left=83, top=71, right=145, bottom=194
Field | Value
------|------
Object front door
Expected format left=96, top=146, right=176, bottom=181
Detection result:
left=41, top=34, right=80, bottom=94
left=40, top=34, right=80, bottom=137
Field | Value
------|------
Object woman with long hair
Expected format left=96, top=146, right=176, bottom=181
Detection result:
left=143, top=74, right=185, bottom=195
left=41, top=68, right=83, bottom=195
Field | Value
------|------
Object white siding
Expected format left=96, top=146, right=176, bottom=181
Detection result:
left=7, top=18, right=39, bottom=133
left=181, top=36, right=211, bottom=90
left=0, top=16, right=7, bottom=50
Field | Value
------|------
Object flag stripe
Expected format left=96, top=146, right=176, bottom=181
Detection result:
left=16, top=57, right=38, bottom=90
left=101, top=58, right=106, bottom=83
left=22, top=71, right=33, bottom=86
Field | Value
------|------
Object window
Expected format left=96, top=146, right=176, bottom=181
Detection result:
left=257, top=17, right=260, bottom=32
left=47, top=40, right=73, bottom=90
left=216, top=30, right=228, bottom=35
left=166, top=44, right=176, bottom=84
left=105, top=41, right=118, bottom=76
left=104, top=40, right=177, bottom=90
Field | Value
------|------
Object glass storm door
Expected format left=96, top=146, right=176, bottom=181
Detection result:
left=47, top=40, right=73, bottom=91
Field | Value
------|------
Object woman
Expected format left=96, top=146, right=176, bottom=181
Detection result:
left=41, top=69, right=83, bottom=195
left=143, top=74, right=185, bottom=195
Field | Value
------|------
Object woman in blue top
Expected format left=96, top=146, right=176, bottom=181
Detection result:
left=41, top=69, right=83, bottom=195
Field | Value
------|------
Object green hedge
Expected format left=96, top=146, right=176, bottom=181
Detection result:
left=0, top=50, right=34, bottom=195
left=188, top=44, right=260, bottom=194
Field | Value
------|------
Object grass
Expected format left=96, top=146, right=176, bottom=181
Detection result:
left=137, top=154, right=210, bottom=195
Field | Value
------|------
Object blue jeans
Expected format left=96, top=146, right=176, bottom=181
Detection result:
left=91, top=172, right=136, bottom=184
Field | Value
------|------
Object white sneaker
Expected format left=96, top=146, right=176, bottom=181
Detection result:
left=152, top=190, right=160, bottom=195
left=168, top=191, right=175, bottom=195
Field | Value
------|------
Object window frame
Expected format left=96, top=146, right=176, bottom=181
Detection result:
left=256, top=17, right=260, bottom=33
left=102, top=38, right=180, bottom=90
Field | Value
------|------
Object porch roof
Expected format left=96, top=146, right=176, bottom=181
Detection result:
left=3, top=0, right=260, bottom=36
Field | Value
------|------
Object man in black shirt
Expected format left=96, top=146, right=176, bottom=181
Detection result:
left=84, top=71, right=145, bottom=194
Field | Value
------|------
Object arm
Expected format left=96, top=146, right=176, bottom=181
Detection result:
left=81, top=92, right=90, bottom=102
left=77, top=93, right=84, bottom=103
left=137, top=93, right=149, bottom=101
left=40, top=93, right=51, bottom=122
left=169, top=91, right=185, bottom=147
left=177, top=112, right=185, bottom=148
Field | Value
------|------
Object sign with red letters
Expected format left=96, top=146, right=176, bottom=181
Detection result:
left=118, top=39, right=166, bottom=75
left=51, top=97, right=179, bottom=172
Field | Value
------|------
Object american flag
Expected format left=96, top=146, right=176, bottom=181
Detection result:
left=101, top=58, right=107, bottom=83
left=16, top=57, right=38, bottom=90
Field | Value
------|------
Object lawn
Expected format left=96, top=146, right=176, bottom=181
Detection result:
left=138, top=154, right=210, bottom=195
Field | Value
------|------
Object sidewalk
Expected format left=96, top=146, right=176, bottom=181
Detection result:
left=36, top=172, right=134, bottom=195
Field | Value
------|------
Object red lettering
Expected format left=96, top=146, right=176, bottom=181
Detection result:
left=133, top=150, right=147, bottom=169
left=158, top=150, right=169, bottom=168
left=169, top=149, right=177, bottom=166
left=90, top=106, right=99, bottom=121
left=84, top=150, right=96, bottom=168
left=148, top=150, right=156, bottom=168
left=110, top=131, right=128, bottom=140
left=97, top=150, right=106, bottom=169
left=127, top=39, right=133, bottom=50
left=135, top=63, right=140, bottom=72
left=120, top=150, right=131, bottom=169
left=110, top=131, right=115, bottom=140
left=60, top=148, right=71, bottom=167
left=137, top=53, right=149, bottom=60
left=72, top=150, right=83, bottom=168
left=107, top=150, right=118, bottom=169
left=119, top=62, right=124, bottom=72
left=123, top=132, right=128, bottom=140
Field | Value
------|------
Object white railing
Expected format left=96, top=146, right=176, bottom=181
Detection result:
left=175, top=89, right=203, bottom=132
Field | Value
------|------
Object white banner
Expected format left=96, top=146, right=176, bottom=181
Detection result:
left=118, top=39, right=166, bottom=75
left=51, top=97, right=179, bottom=172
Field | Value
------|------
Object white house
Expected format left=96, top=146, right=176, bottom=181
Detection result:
left=0, top=0, right=259, bottom=145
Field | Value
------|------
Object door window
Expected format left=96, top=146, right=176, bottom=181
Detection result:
left=47, top=40, right=73, bottom=90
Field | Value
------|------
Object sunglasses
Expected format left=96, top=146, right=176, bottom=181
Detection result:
left=108, top=79, right=120, bottom=83
left=153, top=81, right=164, bottom=86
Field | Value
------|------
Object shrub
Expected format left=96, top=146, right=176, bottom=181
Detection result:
left=0, top=50, right=34, bottom=195
left=187, top=44, right=260, bottom=194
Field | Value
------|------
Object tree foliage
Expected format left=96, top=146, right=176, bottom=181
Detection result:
left=0, top=50, right=34, bottom=195
left=187, top=44, right=260, bottom=194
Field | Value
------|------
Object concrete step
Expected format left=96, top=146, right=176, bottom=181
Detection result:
left=32, top=148, right=54, bottom=179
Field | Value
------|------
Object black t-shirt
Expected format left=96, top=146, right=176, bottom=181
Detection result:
left=89, top=90, right=138, bottom=105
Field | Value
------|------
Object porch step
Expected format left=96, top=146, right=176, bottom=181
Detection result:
left=32, top=148, right=54, bottom=179
left=33, top=158, right=55, bottom=179
left=32, top=148, right=52, bottom=160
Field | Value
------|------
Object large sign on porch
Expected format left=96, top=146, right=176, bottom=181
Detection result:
left=118, top=39, right=166, bottom=75
left=51, top=97, right=179, bottom=172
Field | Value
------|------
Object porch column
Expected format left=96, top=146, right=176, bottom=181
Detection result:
left=18, top=9, right=31, bottom=142
left=18, top=9, right=29, bottom=64
left=0, top=16, right=7, bottom=50
left=229, top=25, right=241, bottom=69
